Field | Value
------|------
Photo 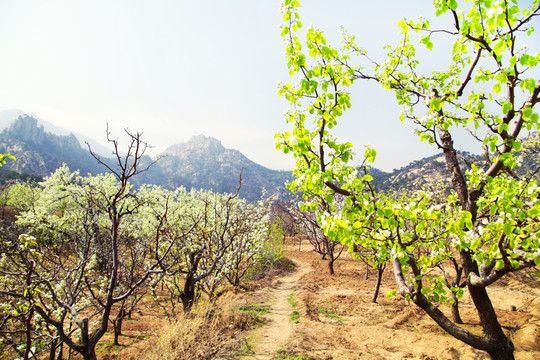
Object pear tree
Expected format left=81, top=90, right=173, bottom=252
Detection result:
left=1, top=131, right=173, bottom=360
left=276, top=1, right=540, bottom=359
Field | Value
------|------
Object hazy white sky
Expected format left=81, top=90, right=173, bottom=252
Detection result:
left=0, top=1, right=538, bottom=172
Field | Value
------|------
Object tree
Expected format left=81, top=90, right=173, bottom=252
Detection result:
left=220, top=197, right=271, bottom=289
left=3, top=131, right=174, bottom=360
left=152, top=185, right=261, bottom=313
left=139, top=183, right=272, bottom=318
left=276, top=1, right=540, bottom=359
left=285, top=203, right=345, bottom=275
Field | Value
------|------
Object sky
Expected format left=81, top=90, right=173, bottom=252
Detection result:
left=0, top=1, right=538, bottom=172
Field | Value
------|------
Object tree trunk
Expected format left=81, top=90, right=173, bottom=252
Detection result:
left=113, top=308, right=125, bottom=346
left=181, top=276, right=196, bottom=313
left=393, top=258, right=515, bottom=360
left=435, top=120, right=514, bottom=359
left=23, top=308, right=34, bottom=360
left=487, top=348, right=515, bottom=360
left=55, top=345, right=63, bottom=360
left=371, top=264, right=385, bottom=303
left=81, top=347, right=98, bottom=360
left=328, top=257, right=334, bottom=275
left=49, top=337, right=59, bottom=360
left=414, top=290, right=514, bottom=360
left=460, top=251, right=514, bottom=358
left=365, top=263, right=369, bottom=280
left=450, top=291, right=463, bottom=324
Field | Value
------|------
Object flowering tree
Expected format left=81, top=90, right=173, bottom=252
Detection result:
left=145, top=184, right=272, bottom=314
left=220, top=198, right=271, bottom=289
left=276, top=1, right=540, bottom=359
left=1, top=131, right=174, bottom=360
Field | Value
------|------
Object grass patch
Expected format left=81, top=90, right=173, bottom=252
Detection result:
left=319, top=308, right=345, bottom=323
left=288, top=292, right=300, bottom=323
left=274, top=349, right=311, bottom=360
left=239, top=304, right=270, bottom=314
left=287, top=292, right=298, bottom=307
left=290, top=310, right=300, bottom=323
left=241, top=336, right=255, bottom=355
left=141, top=301, right=259, bottom=360
left=239, top=304, right=270, bottom=324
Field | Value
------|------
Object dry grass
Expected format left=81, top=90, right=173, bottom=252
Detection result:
left=140, top=298, right=257, bottom=360
left=137, top=259, right=295, bottom=360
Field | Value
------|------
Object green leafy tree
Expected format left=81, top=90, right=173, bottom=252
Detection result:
left=276, top=1, right=540, bottom=359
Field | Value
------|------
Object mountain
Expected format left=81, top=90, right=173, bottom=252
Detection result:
left=3, top=112, right=535, bottom=202
left=153, top=135, right=292, bottom=201
left=0, top=115, right=106, bottom=177
left=0, top=115, right=292, bottom=201
left=0, top=109, right=113, bottom=158
left=370, top=148, right=539, bottom=192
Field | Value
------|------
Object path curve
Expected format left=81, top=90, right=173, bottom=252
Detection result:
left=244, top=258, right=310, bottom=359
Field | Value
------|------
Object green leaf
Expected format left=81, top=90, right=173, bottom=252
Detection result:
left=431, top=97, right=442, bottom=111
left=420, top=36, right=433, bottom=50
left=502, top=102, right=512, bottom=114
left=520, top=79, right=536, bottom=93
left=385, top=289, right=397, bottom=299
left=503, top=222, right=512, bottom=236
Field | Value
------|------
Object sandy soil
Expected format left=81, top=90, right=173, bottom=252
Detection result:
left=95, top=237, right=539, bottom=360
left=241, top=239, right=540, bottom=360
left=239, top=258, right=310, bottom=360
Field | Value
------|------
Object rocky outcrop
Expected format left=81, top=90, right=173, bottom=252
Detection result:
left=0, top=115, right=104, bottom=177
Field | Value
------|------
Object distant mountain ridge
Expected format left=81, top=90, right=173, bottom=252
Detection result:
left=371, top=149, right=539, bottom=192
left=0, top=109, right=113, bottom=158
left=2, top=112, right=536, bottom=201
left=0, top=115, right=104, bottom=176
left=0, top=114, right=292, bottom=201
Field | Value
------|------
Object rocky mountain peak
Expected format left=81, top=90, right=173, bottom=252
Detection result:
left=164, top=134, right=228, bottom=159
left=4, top=115, right=80, bottom=150
left=7, top=115, right=45, bottom=143
left=0, top=115, right=102, bottom=177
left=188, top=134, right=225, bottom=153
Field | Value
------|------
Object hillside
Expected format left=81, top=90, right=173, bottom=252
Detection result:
left=0, top=115, right=292, bottom=201
left=153, top=135, right=292, bottom=201
left=0, top=115, right=105, bottom=177
left=371, top=148, right=539, bottom=192
left=88, top=239, right=540, bottom=360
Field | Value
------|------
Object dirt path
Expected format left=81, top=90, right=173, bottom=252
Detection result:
left=242, top=258, right=310, bottom=360
left=112, top=241, right=539, bottom=360
left=254, top=246, right=540, bottom=360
